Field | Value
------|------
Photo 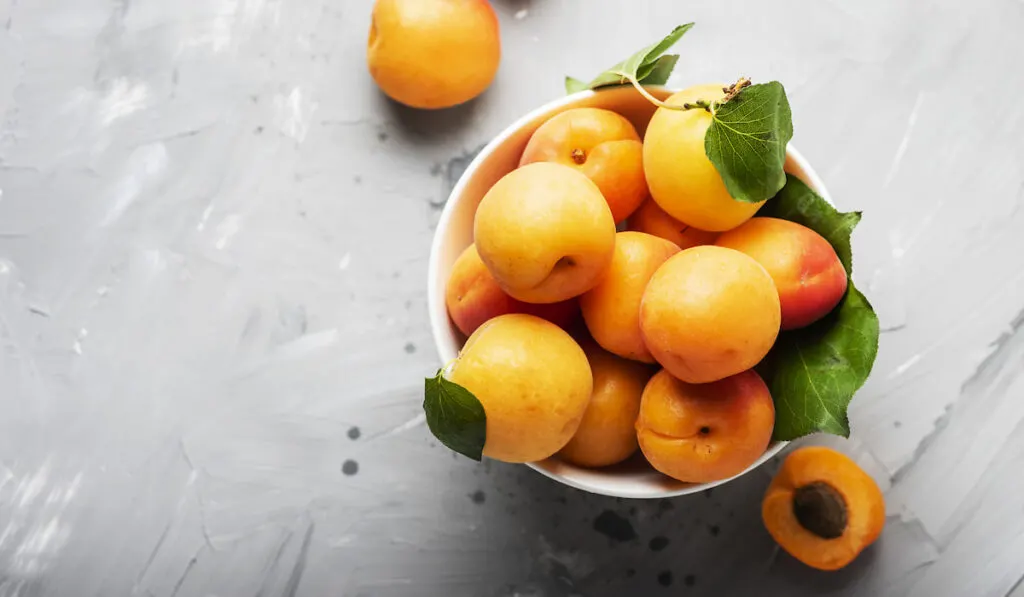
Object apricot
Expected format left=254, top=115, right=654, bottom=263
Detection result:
left=763, top=447, right=885, bottom=570
left=475, top=162, right=616, bottom=304
left=367, top=0, right=500, bottom=109
left=445, top=244, right=579, bottom=336
left=643, top=84, right=764, bottom=231
left=640, top=246, right=780, bottom=383
left=447, top=314, right=592, bottom=463
left=628, top=197, right=719, bottom=250
left=636, top=368, right=775, bottom=483
left=580, top=232, right=680, bottom=363
left=559, top=343, right=653, bottom=468
left=519, top=108, right=647, bottom=222
left=715, top=217, right=848, bottom=330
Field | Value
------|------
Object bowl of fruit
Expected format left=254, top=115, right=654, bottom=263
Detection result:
left=424, top=26, right=879, bottom=499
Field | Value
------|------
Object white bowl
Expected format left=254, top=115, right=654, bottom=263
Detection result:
left=427, top=85, right=833, bottom=499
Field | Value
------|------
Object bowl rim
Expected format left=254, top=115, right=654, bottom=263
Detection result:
left=427, top=85, right=833, bottom=499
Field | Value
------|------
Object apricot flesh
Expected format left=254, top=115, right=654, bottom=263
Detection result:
left=716, top=217, right=848, bottom=330
left=640, top=246, right=781, bottom=383
left=367, top=0, right=500, bottom=109
left=474, top=162, right=616, bottom=304
left=628, top=197, right=719, bottom=250
left=643, top=84, right=765, bottom=231
left=580, top=231, right=680, bottom=363
left=559, top=343, right=653, bottom=468
left=448, top=314, right=592, bottom=463
left=636, top=368, right=775, bottom=483
left=520, top=108, right=647, bottom=222
left=446, top=244, right=579, bottom=336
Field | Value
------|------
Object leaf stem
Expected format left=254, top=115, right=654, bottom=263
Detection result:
left=625, top=77, right=711, bottom=113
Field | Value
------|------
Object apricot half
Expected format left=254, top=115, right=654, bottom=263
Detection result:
left=716, top=217, right=848, bottom=330
left=475, top=162, right=616, bottom=304
left=580, top=231, right=680, bottom=363
left=643, top=84, right=764, bottom=231
left=520, top=108, right=647, bottom=222
left=448, top=314, right=592, bottom=463
left=640, top=246, right=781, bottom=383
left=636, top=368, right=775, bottom=483
left=367, top=0, right=500, bottom=109
left=763, top=447, right=885, bottom=570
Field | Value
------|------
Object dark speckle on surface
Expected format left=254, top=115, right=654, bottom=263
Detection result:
left=404, top=342, right=416, bottom=354
left=593, top=510, right=637, bottom=542
left=469, top=490, right=486, bottom=504
left=649, top=536, right=670, bottom=552
left=430, top=163, right=442, bottom=176
left=377, top=130, right=388, bottom=142
left=894, top=420, right=903, bottom=428
left=684, top=574, right=696, bottom=587
left=629, top=507, right=637, bottom=516
left=709, top=524, right=720, bottom=537
left=353, top=175, right=362, bottom=184
left=254, top=126, right=263, bottom=134
left=342, top=460, right=359, bottom=476
left=658, top=499, right=675, bottom=512
left=625, top=568, right=636, bottom=578
left=657, top=571, right=673, bottom=587
left=704, top=489, right=713, bottom=499
left=347, top=426, right=361, bottom=440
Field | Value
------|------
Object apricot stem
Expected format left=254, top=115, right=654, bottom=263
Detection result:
left=793, top=482, right=848, bottom=539
left=571, top=148, right=586, bottom=164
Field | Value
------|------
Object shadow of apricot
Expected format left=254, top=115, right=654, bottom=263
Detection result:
left=378, top=89, right=489, bottom=145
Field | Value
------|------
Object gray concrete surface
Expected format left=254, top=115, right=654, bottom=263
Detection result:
left=2, top=0, right=1023, bottom=595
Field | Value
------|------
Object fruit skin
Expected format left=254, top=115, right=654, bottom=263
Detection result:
left=559, top=343, right=654, bottom=468
left=762, top=447, right=885, bottom=571
left=520, top=108, right=647, bottom=222
left=367, top=0, right=500, bottom=109
left=715, top=217, right=848, bottom=330
left=643, top=84, right=765, bottom=231
left=475, top=162, right=616, bottom=304
left=640, top=246, right=781, bottom=383
left=446, top=244, right=579, bottom=336
left=580, top=232, right=680, bottom=363
left=628, top=197, right=719, bottom=250
left=447, top=314, right=593, bottom=463
left=636, top=368, right=775, bottom=483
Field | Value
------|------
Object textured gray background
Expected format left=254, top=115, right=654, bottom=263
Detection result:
left=2, top=0, right=1023, bottom=595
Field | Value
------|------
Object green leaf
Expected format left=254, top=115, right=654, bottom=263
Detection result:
left=767, top=284, right=880, bottom=440
left=757, top=176, right=879, bottom=440
left=565, top=76, right=588, bottom=95
left=759, top=174, right=861, bottom=275
left=423, top=370, right=486, bottom=461
left=565, top=24, right=694, bottom=93
left=705, top=81, right=793, bottom=203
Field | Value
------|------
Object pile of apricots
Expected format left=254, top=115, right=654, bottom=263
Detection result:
left=445, top=88, right=849, bottom=483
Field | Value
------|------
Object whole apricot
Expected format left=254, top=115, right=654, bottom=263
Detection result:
left=367, top=0, right=500, bottom=109
left=628, top=197, right=719, bottom=250
left=716, top=217, right=848, bottom=330
left=643, top=84, right=764, bottom=231
left=475, top=162, right=616, bottom=304
left=520, top=108, right=647, bottom=222
left=448, top=314, right=592, bottom=463
left=640, top=246, right=781, bottom=383
left=580, top=232, right=680, bottom=363
left=636, top=368, right=775, bottom=483
left=559, top=343, right=653, bottom=468
left=445, top=244, right=579, bottom=336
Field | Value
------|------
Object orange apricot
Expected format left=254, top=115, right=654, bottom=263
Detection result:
left=636, top=368, right=775, bottom=483
left=520, top=108, right=647, bottom=222
left=445, top=244, right=579, bottom=336
left=579, top=232, right=680, bottom=363
left=628, top=197, right=719, bottom=250
left=716, top=217, right=848, bottom=330
left=474, top=163, right=616, bottom=304
left=762, top=447, right=885, bottom=571
left=559, top=343, right=653, bottom=468
left=640, top=246, right=781, bottom=383
left=367, top=0, right=500, bottom=109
